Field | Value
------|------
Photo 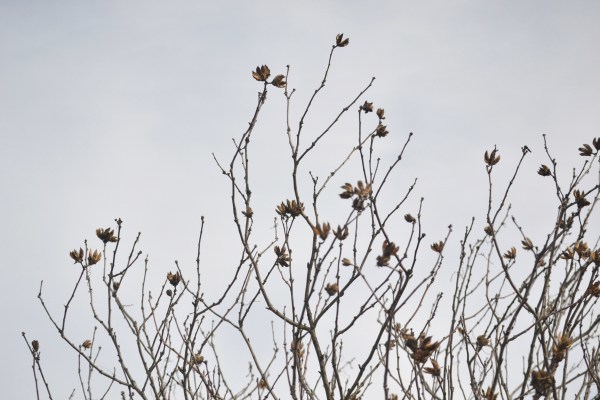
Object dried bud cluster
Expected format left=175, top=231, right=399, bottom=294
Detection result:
left=276, top=200, right=305, bottom=218
left=377, top=240, right=399, bottom=267
left=404, top=213, right=416, bottom=223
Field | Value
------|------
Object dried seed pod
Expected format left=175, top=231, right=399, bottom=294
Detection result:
left=503, top=247, right=517, bottom=260
left=360, top=101, right=373, bottom=113
left=579, top=143, right=593, bottom=156
left=167, top=271, right=181, bottom=287
left=484, top=148, right=500, bottom=166
left=87, top=249, right=102, bottom=265
left=537, top=164, right=551, bottom=176
left=70, top=248, right=84, bottom=263
left=251, top=65, right=271, bottom=82
left=431, top=241, right=444, bottom=253
left=96, top=227, right=117, bottom=243
left=335, top=33, right=350, bottom=47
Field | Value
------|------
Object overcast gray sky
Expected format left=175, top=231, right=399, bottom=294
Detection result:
left=1, top=1, right=599, bottom=398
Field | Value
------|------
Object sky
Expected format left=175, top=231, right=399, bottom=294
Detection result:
left=1, top=0, right=599, bottom=398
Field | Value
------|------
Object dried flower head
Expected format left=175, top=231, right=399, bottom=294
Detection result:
left=573, top=189, right=591, bottom=209
left=271, top=74, right=286, bottom=88
left=242, top=206, right=253, bottom=218
left=482, top=387, right=498, bottom=400
left=276, top=200, right=305, bottom=218
left=341, top=257, right=353, bottom=267
left=574, top=241, right=590, bottom=258
left=476, top=335, right=489, bottom=348
left=360, top=101, right=373, bottom=113
left=82, top=340, right=93, bottom=349
left=335, top=33, right=350, bottom=47
left=484, top=225, right=494, bottom=236
left=521, top=237, right=534, bottom=250
left=251, top=65, right=271, bottom=82
left=333, top=225, right=349, bottom=240
left=258, top=378, right=268, bottom=389
left=537, top=164, right=551, bottom=176
left=192, top=353, right=204, bottom=365
left=375, top=123, right=389, bottom=138
left=586, top=281, right=600, bottom=297
left=325, top=282, right=339, bottom=296
left=274, top=245, right=291, bottom=267
left=166, top=289, right=173, bottom=297
left=552, top=333, right=573, bottom=365
left=167, top=271, right=181, bottom=287
left=484, top=148, right=500, bottom=166
left=31, top=340, right=39, bottom=353
left=423, top=359, right=441, bottom=377
left=313, top=222, right=331, bottom=241
left=404, top=333, right=440, bottom=363
left=87, top=249, right=102, bottom=266
left=404, top=213, right=416, bottom=223
left=579, top=143, right=593, bottom=156
left=503, top=247, right=517, bottom=260
left=96, top=227, right=117, bottom=243
left=376, top=108, right=385, bottom=119
left=593, top=137, right=600, bottom=151
left=531, top=369, right=554, bottom=396
left=431, top=241, right=444, bottom=253
left=290, top=339, right=305, bottom=358
left=377, top=240, right=399, bottom=267
left=355, top=180, right=372, bottom=198
left=70, top=248, right=84, bottom=263
left=339, top=183, right=355, bottom=199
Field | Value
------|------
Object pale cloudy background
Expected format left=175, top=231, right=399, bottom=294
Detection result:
left=1, top=1, right=599, bottom=398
